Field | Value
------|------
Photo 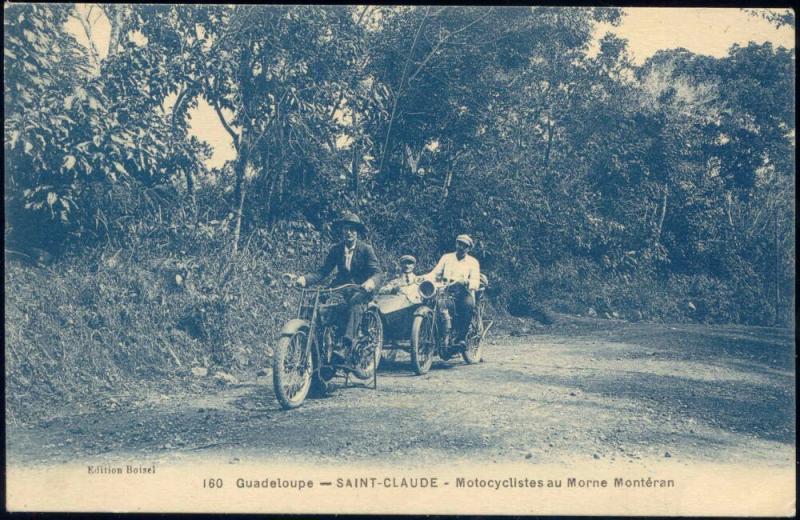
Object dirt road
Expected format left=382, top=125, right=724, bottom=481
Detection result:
left=7, top=319, right=795, bottom=468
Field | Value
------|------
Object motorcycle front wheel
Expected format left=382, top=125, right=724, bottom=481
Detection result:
left=272, top=326, right=313, bottom=409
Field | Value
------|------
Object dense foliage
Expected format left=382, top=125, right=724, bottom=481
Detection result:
left=4, top=5, right=795, bottom=421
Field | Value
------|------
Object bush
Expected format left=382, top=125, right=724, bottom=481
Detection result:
left=4, top=206, right=332, bottom=424
left=496, top=253, right=778, bottom=325
left=5, top=252, right=207, bottom=424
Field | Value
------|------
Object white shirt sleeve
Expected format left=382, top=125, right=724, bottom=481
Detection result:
left=468, top=257, right=480, bottom=292
left=425, top=255, right=447, bottom=282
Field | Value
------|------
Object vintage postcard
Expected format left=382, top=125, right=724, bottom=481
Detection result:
left=4, top=5, right=795, bottom=515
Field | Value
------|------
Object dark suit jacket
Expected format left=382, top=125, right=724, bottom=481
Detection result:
left=304, top=240, right=383, bottom=288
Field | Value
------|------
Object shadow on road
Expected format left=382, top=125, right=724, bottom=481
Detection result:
left=528, top=369, right=793, bottom=444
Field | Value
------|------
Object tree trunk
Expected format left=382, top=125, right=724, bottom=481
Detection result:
left=233, top=148, right=246, bottom=210
left=185, top=169, right=195, bottom=195
left=231, top=180, right=246, bottom=258
left=654, top=186, right=668, bottom=245
left=774, top=207, right=779, bottom=325
left=443, top=170, right=453, bottom=201
left=172, top=85, right=197, bottom=212
left=543, top=119, right=554, bottom=170
left=725, top=190, right=734, bottom=227
left=377, top=9, right=429, bottom=181
left=230, top=142, right=250, bottom=257
left=351, top=111, right=360, bottom=199
left=105, top=5, right=130, bottom=57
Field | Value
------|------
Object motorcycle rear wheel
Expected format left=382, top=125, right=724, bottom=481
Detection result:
left=462, top=310, right=483, bottom=364
left=351, top=308, right=383, bottom=380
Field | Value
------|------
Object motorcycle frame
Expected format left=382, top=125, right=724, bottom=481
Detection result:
left=421, top=282, right=488, bottom=357
left=293, top=285, right=378, bottom=388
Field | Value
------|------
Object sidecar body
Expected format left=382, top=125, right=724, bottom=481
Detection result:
left=373, top=287, right=424, bottom=345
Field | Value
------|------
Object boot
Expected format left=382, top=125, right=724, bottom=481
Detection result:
left=333, top=337, right=351, bottom=364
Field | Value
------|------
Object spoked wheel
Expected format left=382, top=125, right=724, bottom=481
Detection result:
left=462, top=308, right=484, bottom=364
left=410, top=312, right=435, bottom=375
left=272, top=326, right=313, bottom=409
left=351, top=308, right=383, bottom=380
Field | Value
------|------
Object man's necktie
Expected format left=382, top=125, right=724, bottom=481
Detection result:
left=345, top=249, right=352, bottom=270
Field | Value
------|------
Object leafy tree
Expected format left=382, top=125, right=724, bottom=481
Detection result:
left=4, top=4, right=209, bottom=253
left=3, top=4, right=794, bottom=325
left=5, top=4, right=92, bottom=250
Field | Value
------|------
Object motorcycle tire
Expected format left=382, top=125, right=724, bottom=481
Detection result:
left=272, top=326, right=313, bottom=409
left=410, top=313, right=435, bottom=375
left=462, top=311, right=483, bottom=365
left=351, top=308, right=383, bottom=380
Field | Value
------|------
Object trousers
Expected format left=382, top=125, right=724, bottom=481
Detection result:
left=340, top=289, right=371, bottom=344
left=449, top=284, right=475, bottom=343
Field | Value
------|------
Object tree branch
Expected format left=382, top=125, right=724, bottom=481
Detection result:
left=356, top=5, right=372, bottom=26
left=408, top=8, right=494, bottom=83
left=328, top=90, right=345, bottom=120
left=99, top=4, right=130, bottom=57
left=171, top=84, right=191, bottom=129
left=206, top=79, right=240, bottom=152
left=72, top=6, right=102, bottom=69
left=89, top=6, right=105, bottom=27
left=377, top=7, right=430, bottom=180
left=654, top=186, right=668, bottom=245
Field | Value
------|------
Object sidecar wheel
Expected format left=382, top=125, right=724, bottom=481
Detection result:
left=410, top=313, right=435, bottom=375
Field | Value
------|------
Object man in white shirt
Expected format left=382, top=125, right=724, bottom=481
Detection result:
left=424, top=234, right=480, bottom=349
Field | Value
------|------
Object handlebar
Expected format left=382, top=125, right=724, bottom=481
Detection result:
left=282, top=273, right=366, bottom=294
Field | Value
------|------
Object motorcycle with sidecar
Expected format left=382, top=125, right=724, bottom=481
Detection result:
left=375, top=274, right=492, bottom=375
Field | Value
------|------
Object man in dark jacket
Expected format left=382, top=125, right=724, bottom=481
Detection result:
left=295, top=212, right=383, bottom=349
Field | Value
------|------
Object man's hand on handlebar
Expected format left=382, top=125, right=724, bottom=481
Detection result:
left=377, top=284, right=396, bottom=295
left=360, top=278, right=376, bottom=293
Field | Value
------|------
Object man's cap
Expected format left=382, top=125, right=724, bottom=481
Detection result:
left=334, top=211, right=368, bottom=234
left=456, top=234, right=474, bottom=248
left=399, top=255, right=416, bottom=264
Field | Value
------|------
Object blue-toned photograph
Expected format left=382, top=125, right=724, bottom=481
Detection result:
left=4, top=5, right=795, bottom=515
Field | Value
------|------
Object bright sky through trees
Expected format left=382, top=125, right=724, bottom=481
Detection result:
left=64, top=7, right=794, bottom=168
